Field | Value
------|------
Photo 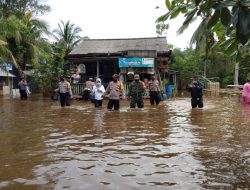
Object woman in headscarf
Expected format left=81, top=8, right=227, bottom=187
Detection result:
left=92, top=78, right=105, bottom=107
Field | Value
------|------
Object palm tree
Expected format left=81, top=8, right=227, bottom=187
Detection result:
left=0, top=16, right=23, bottom=74
left=1, top=13, right=51, bottom=71
left=53, top=20, right=82, bottom=55
left=0, top=39, right=22, bottom=74
left=20, top=12, right=51, bottom=69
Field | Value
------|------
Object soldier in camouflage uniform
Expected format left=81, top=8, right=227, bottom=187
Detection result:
left=128, top=74, right=146, bottom=108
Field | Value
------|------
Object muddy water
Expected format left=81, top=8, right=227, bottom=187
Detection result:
left=0, top=96, right=249, bottom=190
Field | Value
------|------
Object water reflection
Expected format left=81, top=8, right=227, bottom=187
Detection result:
left=242, top=104, right=250, bottom=124
left=0, top=96, right=249, bottom=189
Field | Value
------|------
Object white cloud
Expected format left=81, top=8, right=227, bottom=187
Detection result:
left=44, top=0, right=200, bottom=49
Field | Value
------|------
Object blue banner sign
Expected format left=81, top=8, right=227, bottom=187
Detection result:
left=119, top=58, right=154, bottom=68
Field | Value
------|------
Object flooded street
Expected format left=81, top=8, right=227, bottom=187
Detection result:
left=0, top=95, right=249, bottom=190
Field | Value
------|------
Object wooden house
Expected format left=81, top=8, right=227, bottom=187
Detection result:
left=67, top=37, right=172, bottom=94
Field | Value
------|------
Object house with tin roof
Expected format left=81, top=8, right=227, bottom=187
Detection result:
left=67, top=37, right=172, bottom=94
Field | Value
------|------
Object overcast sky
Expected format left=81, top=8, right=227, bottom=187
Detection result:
left=44, top=0, right=199, bottom=49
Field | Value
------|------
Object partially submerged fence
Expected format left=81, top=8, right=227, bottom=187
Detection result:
left=205, top=82, right=220, bottom=95
left=72, top=83, right=85, bottom=95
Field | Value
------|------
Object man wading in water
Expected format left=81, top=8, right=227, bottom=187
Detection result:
left=55, top=76, right=72, bottom=107
left=188, top=76, right=204, bottom=108
left=18, top=77, right=28, bottom=100
left=105, top=74, right=124, bottom=111
left=148, top=74, right=161, bottom=105
left=128, top=74, right=146, bottom=109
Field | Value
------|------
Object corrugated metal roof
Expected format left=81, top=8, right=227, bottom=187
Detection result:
left=0, top=68, right=16, bottom=77
left=69, top=37, right=168, bottom=55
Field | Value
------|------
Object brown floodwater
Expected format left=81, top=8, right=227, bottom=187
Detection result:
left=0, top=95, right=249, bottom=190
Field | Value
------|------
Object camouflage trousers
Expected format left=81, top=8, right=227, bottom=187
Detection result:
left=130, top=96, right=144, bottom=108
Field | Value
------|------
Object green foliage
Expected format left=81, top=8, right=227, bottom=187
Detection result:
left=0, top=1, right=85, bottom=93
left=1, top=13, right=51, bottom=70
left=28, top=19, right=83, bottom=93
left=0, top=39, right=22, bottom=74
left=207, top=10, right=220, bottom=29
left=53, top=20, right=82, bottom=56
left=221, top=7, right=231, bottom=27
left=170, top=47, right=237, bottom=87
left=170, top=48, right=204, bottom=79
left=238, top=52, right=250, bottom=83
left=156, top=0, right=250, bottom=86
left=156, top=0, right=250, bottom=55
left=247, top=72, right=250, bottom=81
left=236, top=7, right=250, bottom=45
left=32, top=56, right=65, bottom=92
left=156, top=22, right=169, bottom=37
left=0, top=0, right=50, bottom=19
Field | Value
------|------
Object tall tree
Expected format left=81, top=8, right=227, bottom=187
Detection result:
left=170, top=47, right=234, bottom=86
left=0, top=0, right=51, bottom=73
left=19, top=12, right=50, bottom=69
left=0, top=13, right=51, bottom=71
left=53, top=20, right=82, bottom=56
left=0, top=39, right=22, bottom=74
left=0, top=16, right=23, bottom=73
left=157, top=0, right=250, bottom=85
left=157, top=0, right=250, bottom=51
left=0, top=0, right=50, bottom=18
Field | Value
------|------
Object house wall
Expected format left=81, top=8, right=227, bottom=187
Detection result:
left=0, top=77, right=13, bottom=96
left=0, top=84, right=10, bottom=95
left=127, top=50, right=157, bottom=58
left=70, top=58, right=119, bottom=88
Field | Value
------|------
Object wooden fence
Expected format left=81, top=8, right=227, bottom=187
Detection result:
left=72, top=83, right=85, bottom=95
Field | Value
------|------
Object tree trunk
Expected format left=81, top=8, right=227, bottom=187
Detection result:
left=234, top=62, right=239, bottom=85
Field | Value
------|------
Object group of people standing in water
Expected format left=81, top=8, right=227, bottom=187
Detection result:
left=56, top=73, right=162, bottom=110
left=55, top=73, right=206, bottom=110
left=19, top=73, right=250, bottom=108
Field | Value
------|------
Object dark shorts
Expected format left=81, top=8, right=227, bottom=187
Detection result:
left=60, top=93, right=70, bottom=107
left=191, top=97, right=203, bottom=108
left=149, top=91, right=160, bottom=105
left=82, top=89, right=91, bottom=101
left=20, top=90, right=28, bottom=100
left=107, top=99, right=120, bottom=110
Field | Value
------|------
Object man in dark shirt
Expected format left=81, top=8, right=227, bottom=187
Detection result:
left=188, top=76, right=204, bottom=108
